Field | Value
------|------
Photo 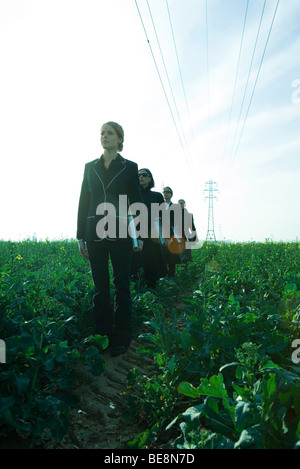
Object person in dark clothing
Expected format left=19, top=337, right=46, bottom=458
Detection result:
left=178, top=199, right=198, bottom=264
left=130, top=168, right=167, bottom=288
left=77, top=121, right=143, bottom=356
left=162, top=186, right=182, bottom=277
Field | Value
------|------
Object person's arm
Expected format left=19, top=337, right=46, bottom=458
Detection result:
left=185, top=211, right=198, bottom=242
left=77, top=165, right=90, bottom=258
left=128, top=162, right=144, bottom=251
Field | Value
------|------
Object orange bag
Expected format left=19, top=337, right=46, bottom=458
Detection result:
left=166, top=236, right=186, bottom=255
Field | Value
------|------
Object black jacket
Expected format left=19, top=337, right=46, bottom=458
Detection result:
left=77, top=155, right=143, bottom=242
left=140, top=186, right=165, bottom=237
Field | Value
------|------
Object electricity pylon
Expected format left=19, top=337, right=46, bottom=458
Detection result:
left=204, top=180, right=218, bottom=241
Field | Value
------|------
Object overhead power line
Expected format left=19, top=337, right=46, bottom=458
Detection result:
left=227, top=0, right=267, bottom=172
left=165, top=0, right=196, bottom=150
left=146, top=0, right=192, bottom=163
left=227, top=0, right=280, bottom=175
left=134, top=0, right=191, bottom=166
left=205, top=0, right=212, bottom=159
left=222, top=0, right=250, bottom=167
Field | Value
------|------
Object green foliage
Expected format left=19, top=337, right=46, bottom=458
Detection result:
left=0, top=239, right=106, bottom=444
left=126, top=241, right=300, bottom=449
left=1, top=239, right=300, bottom=448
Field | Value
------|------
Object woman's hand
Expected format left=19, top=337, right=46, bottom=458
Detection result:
left=78, top=239, right=89, bottom=259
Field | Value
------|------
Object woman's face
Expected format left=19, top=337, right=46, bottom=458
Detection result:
left=100, top=124, right=122, bottom=151
left=138, top=170, right=151, bottom=189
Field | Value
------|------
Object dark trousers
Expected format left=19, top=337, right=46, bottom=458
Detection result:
left=167, top=263, right=176, bottom=277
left=87, top=240, right=132, bottom=348
left=131, top=239, right=167, bottom=288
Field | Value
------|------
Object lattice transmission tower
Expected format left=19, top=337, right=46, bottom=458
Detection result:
left=204, top=180, right=218, bottom=241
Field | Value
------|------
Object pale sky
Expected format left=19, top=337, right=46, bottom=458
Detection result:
left=0, top=0, right=299, bottom=242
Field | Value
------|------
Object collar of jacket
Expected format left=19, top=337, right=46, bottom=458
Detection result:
left=93, top=154, right=127, bottom=190
left=93, top=153, right=126, bottom=167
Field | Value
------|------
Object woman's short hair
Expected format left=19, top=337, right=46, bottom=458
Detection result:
left=103, top=121, right=124, bottom=151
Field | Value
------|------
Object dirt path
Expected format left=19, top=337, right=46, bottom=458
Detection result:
left=58, top=339, right=152, bottom=449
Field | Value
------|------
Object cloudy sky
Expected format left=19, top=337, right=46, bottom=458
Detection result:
left=0, top=0, right=299, bottom=242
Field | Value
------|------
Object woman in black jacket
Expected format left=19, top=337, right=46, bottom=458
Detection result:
left=130, top=168, right=167, bottom=288
left=77, top=121, right=143, bottom=356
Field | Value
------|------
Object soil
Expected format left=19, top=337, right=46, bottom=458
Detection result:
left=56, top=338, right=153, bottom=449
left=0, top=338, right=153, bottom=450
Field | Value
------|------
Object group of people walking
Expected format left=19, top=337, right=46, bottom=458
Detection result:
left=77, top=121, right=197, bottom=356
left=130, top=175, right=197, bottom=288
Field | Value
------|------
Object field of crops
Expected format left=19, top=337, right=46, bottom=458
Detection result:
left=0, top=239, right=300, bottom=449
